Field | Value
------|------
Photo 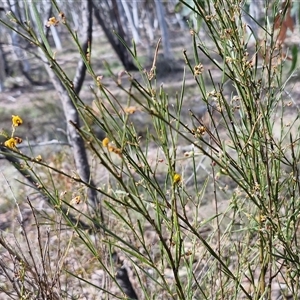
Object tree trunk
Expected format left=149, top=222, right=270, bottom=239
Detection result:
left=0, top=42, right=6, bottom=92
left=154, top=0, right=173, bottom=59
left=42, top=0, right=100, bottom=212
left=92, top=0, right=137, bottom=71
left=119, top=0, right=140, bottom=43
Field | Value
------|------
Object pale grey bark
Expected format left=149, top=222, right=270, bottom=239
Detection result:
left=44, top=0, right=62, bottom=50
left=242, top=0, right=265, bottom=45
left=52, top=0, right=99, bottom=210
left=120, top=0, right=140, bottom=43
left=67, top=0, right=80, bottom=29
left=0, top=41, right=5, bottom=92
left=154, top=0, right=173, bottom=59
left=144, top=3, right=155, bottom=43
left=37, top=0, right=99, bottom=210
left=49, top=25, right=62, bottom=50
left=132, top=0, right=139, bottom=28
left=73, top=0, right=93, bottom=94
left=7, top=0, right=31, bottom=78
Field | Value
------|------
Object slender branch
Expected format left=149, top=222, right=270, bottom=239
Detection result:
left=0, top=145, right=95, bottom=231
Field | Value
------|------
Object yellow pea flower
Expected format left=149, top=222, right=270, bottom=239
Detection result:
left=4, top=138, right=16, bottom=149
left=173, top=173, right=182, bottom=184
left=12, top=115, right=23, bottom=127
left=102, top=137, right=110, bottom=148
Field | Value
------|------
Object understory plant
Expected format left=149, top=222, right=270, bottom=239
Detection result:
left=0, top=0, right=300, bottom=299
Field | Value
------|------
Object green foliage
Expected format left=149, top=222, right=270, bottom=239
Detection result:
left=0, top=0, right=300, bottom=299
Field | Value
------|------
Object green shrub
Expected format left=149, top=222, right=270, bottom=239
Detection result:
left=1, top=0, right=300, bottom=299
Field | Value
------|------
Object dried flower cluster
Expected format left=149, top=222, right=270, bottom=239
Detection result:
left=102, top=137, right=122, bottom=156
